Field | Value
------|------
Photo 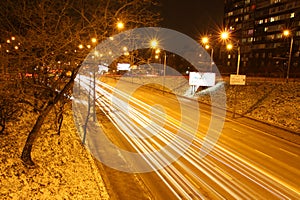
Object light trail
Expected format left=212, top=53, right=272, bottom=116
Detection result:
left=74, top=75, right=300, bottom=199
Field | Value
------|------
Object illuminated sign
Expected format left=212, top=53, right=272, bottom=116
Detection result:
left=98, top=65, right=108, bottom=72
left=117, top=63, right=130, bottom=71
left=189, top=72, right=216, bottom=86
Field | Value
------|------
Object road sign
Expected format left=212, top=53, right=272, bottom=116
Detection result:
left=189, top=72, right=216, bottom=86
left=230, top=74, right=246, bottom=85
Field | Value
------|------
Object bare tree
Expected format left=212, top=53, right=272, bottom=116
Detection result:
left=0, top=0, right=161, bottom=167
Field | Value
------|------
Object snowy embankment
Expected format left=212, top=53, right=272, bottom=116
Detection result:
left=0, top=107, right=109, bottom=199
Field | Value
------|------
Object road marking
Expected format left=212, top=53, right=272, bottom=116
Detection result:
left=279, top=148, right=299, bottom=157
left=254, top=149, right=273, bottom=159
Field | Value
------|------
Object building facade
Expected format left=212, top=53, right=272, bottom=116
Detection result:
left=223, top=0, right=300, bottom=77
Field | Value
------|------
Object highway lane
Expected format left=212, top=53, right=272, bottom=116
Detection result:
left=73, top=75, right=300, bottom=199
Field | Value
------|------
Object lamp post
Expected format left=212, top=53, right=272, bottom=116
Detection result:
left=283, top=29, right=293, bottom=83
left=201, top=36, right=214, bottom=72
left=222, top=29, right=241, bottom=75
left=221, top=30, right=242, bottom=118
left=163, top=51, right=166, bottom=94
left=151, top=39, right=167, bottom=94
left=226, top=43, right=241, bottom=75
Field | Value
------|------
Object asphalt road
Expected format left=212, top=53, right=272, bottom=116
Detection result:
left=73, top=76, right=300, bottom=199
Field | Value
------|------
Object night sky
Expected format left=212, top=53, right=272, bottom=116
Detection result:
left=160, top=0, right=224, bottom=40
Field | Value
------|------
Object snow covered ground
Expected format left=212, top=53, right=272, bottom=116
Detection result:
left=196, top=80, right=300, bottom=133
left=0, top=107, right=109, bottom=199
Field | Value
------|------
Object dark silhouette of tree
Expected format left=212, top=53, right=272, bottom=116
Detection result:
left=0, top=0, right=161, bottom=167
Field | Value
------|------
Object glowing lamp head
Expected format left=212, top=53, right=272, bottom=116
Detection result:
left=226, top=43, right=233, bottom=50
left=91, top=38, right=97, bottom=43
left=117, top=21, right=124, bottom=30
left=221, top=31, right=230, bottom=40
left=201, top=37, right=209, bottom=44
left=283, top=30, right=290, bottom=37
left=150, top=39, right=158, bottom=48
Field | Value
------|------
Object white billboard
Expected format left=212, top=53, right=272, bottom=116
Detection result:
left=189, top=72, right=216, bottom=86
left=98, top=64, right=108, bottom=72
left=117, top=63, right=130, bottom=71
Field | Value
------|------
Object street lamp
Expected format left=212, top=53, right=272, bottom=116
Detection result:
left=220, top=31, right=230, bottom=41
left=151, top=39, right=167, bottom=94
left=227, top=43, right=241, bottom=75
left=201, top=36, right=214, bottom=72
left=150, top=39, right=158, bottom=49
left=78, top=44, right=84, bottom=49
left=116, top=21, right=125, bottom=30
left=201, top=36, right=209, bottom=44
left=91, top=37, right=97, bottom=44
left=226, top=43, right=233, bottom=50
left=283, top=29, right=293, bottom=82
left=221, top=30, right=241, bottom=75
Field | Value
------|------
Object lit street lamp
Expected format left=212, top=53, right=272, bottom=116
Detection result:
left=91, top=37, right=97, bottom=44
left=226, top=43, right=241, bottom=75
left=221, top=30, right=242, bottom=118
left=201, top=36, right=214, bottom=72
left=221, top=30, right=241, bottom=75
left=116, top=21, right=125, bottom=30
left=220, top=31, right=230, bottom=41
left=151, top=39, right=167, bottom=94
left=283, top=29, right=294, bottom=82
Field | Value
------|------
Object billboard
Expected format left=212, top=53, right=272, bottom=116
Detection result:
left=189, top=72, right=216, bottom=86
left=98, top=64, right=109, bottom=72
left=117, top=63, right=130, bottom=71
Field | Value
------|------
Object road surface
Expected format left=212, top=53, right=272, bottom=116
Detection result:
left=72, top=76, right=300, bottom=199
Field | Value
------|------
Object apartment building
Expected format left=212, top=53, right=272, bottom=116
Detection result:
left=223, top=0, right=300, bottom=77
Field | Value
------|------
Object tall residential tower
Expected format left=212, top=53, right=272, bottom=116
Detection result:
left=223, top=0, right=300, bottom=77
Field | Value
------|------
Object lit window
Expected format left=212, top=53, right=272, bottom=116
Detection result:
left=228, top=55, right=231, bottom=59
left=235, top=18, right=239, bottom=22
left=276, top=34, right=282, bottom=39
left=291, top=13, right=295, bottom=18
left=271, top=0, right=281, bottom=4
left=270, top=17, right=275, bottom=22
left=259, top=19, right=264, bottom=24
left=264, top=27, right=268, bottom=32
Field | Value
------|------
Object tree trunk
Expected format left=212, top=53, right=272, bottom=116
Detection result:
left=21, top=69, right=78, bottom=167
left=21, top=104, right=53, bottom=166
